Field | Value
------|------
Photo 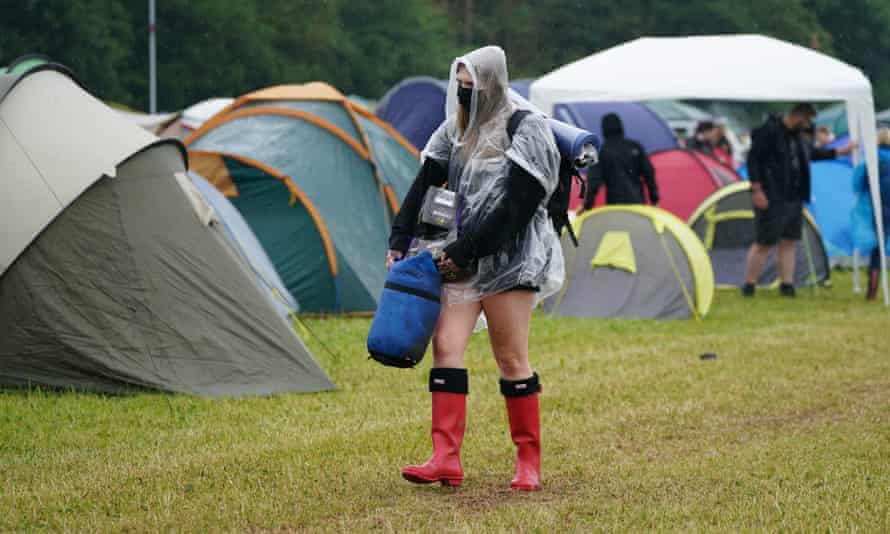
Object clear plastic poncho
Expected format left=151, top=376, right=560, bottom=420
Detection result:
left=418, top=45, right=564, bottom=305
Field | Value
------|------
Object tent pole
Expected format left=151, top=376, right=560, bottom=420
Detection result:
left=881, top=241, right=889, bottom=306
left=148, top=0, right=157, bottom=114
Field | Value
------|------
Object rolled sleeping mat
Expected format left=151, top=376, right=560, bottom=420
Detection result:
left=367, top=251, right=442, bottom=368
left=507, top=89, right=600, bottom=168
left=547, top=118, right=601, bottom=168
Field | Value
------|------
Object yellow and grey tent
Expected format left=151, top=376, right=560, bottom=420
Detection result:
left=544, top=206, right=714, bottom=319
left=688, top=181, right=830, bottom=288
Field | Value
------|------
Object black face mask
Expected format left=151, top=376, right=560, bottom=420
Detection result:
left=457, top=86, right=473, bottom=110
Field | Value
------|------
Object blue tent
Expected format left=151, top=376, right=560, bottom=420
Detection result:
left=376, top=77, right=448, bottom=151
left=188, top=171, right=300, bottom=316
left=376, top=76, right=616, bottom=151
left=551, top=102, right=678, bottom=154
left=807, top=160, right=856, bottom=258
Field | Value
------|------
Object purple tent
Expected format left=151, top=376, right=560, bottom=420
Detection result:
left=377, top=77, right=562, bottom=151
left=552, top=102, right=678, bottom=154
left=376, top=77, right=448, bottom=151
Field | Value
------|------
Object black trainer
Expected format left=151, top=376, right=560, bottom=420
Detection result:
left=779, top=283, right=796, bottom=297
left=741, top=283, right=755, bottom=297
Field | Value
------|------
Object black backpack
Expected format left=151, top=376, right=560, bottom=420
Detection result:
left=507, top=110, right=583, bottom=246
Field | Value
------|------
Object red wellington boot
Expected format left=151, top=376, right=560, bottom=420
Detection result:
left=505, top=392, right=541, bottom=491
left=402, top=391, right=466, bottom=487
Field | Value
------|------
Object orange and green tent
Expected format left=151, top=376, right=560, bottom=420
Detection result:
left=186, top=83, right=419, bottom=313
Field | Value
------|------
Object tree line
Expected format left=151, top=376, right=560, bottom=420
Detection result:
left=2, top=0, right=889, bottom=112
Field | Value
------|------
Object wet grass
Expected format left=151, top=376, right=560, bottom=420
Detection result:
left=1, top=272, right=888, bottom=532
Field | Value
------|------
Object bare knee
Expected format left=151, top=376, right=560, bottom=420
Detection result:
left=492, top=346, right=531, bottom=380
left=429, top=301, right=481, bottom=369
left=432, top=331, right=466, bottom=368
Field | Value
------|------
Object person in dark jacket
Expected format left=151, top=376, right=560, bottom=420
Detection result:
left=743, top=103, right=855, bottom=297
left=583, top=113, right=658, bottom=209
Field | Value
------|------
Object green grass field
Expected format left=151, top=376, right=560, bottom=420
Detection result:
left=2, top=272, right=889, bottom=532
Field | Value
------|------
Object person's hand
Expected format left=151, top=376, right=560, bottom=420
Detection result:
left=751, top=189, right=769, bottom=211
left=386, top=249, right=404, bottom=270
left=836, top=140, right=858, bottom=156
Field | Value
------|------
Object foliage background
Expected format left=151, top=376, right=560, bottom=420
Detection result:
left=2, top=1, right=889, bottom=112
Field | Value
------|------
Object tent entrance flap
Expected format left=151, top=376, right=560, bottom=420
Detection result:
left=591, top=231, right=637, bottom=273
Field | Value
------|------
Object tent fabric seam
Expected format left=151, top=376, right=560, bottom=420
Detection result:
left=351, top=104, right=421, bottom=157
left=187, top=107, right=372, bottom=161
left=0, top=115, right=63, bottom=208
left=188, top=149, right=339, bottom=277
left=342, top=101, right=394, bottom=216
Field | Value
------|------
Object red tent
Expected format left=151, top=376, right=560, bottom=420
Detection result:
left=574, top=149, right=739, bottom=221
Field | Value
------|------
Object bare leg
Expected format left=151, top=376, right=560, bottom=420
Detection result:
left=401, top=299, right=482, bottom=487
left=483, top=290, right=541, bottom=491
left=482, top=290, right=535, bottom=380
left=777, top=239, right=796, bottom=285
left=432, top=299, right=482, bottom=369
left=744, top=243, right=772, bottom=285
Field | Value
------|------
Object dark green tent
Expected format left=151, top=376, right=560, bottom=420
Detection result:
left=0, top=65, right=334, bottom=396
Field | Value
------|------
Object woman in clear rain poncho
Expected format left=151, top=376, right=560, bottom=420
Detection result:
left=387, top=45, right=563, bottom=491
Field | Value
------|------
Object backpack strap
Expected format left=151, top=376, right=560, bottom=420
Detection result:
left=507, top=109, right=532, bottom=143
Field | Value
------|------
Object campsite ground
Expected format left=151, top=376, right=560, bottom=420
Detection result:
left=1, top=272, right=888, bottom=532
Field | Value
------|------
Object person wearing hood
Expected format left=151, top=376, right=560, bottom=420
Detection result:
left=583, top=112, right=658, bottom=209
left=851, top=128, right=890, bottom=300
left=743, top=103, right=855, bottom=297
left=386, top=46, right=562, bottom=491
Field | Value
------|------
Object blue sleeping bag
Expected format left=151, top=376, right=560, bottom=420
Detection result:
left=367, top=252, right=442, bottom=368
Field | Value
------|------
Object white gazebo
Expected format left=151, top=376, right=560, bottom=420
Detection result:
left=531, top=34, right=887, bottom=304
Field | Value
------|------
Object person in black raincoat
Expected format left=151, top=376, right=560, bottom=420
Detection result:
left=583, top=113, right=659, bottom=209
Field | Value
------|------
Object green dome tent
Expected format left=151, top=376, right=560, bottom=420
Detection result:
left=688, top=181, right=830, bottom=288
left=186, top=83, right=420, bottom=314
left=545, top=206, right=714, bottom=320
left=0, top=64, right=333, bottom=396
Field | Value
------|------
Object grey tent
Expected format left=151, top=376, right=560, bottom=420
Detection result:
left=688, top=181, right=830, bottom=288
left=545, top=206, right=714, bottom=319
left=0, top=64, right=334, bottom=396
